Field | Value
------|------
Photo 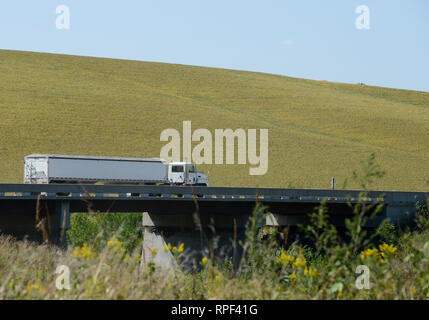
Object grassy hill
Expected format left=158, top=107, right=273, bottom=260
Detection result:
left=0, top=49, right=428, bottom=190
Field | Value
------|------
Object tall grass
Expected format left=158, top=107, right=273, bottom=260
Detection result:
left=0, top=216, right=428, bottom=299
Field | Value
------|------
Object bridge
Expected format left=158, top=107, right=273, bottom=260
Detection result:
left=0, top=184, right=427, bottom=268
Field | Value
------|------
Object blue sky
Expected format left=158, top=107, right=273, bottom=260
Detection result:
left=1, top=0, right=428, bottom=92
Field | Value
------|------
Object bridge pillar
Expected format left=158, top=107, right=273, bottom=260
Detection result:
left=385, top=205, right=414, bottom=226
left=141, top=210, right=261, bottom=270
left=50, top=201, right=70, bottom=247
left=266, top=213, right=308, bottom=227
left=384, top=192, right=426, bottom=226
left=264, top=213, right=309, bottom=246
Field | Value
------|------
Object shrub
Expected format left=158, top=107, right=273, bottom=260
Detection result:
left=376, top=220, right=398, bottom=245
left=67, top=212, right=143, bottom=253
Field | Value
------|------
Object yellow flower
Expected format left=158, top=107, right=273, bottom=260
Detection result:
left=151, top=248, right=157, bottom=256
left=304, top=266, right=319, bottom=278
left=178, top=243, right=184, bottom=253
left=172, top=246, right=177, bottom=253
left=360, top=248, right=378, bottom=261
left=337, top=291, right=343, bottom=298
left=360, top=243, right=397, bottom=264
left=276, top=251, right=295, bottom=266
left=73, top=243, right=94, bottom=260
left=201, top=256, right=208, bottom=266
left=167, top=243, right=172, bottom=250
left=289, top=272, right=297, bottom=281
left=379, top=243, right=397, bottom=256
left=292, top=255, right=307, bottom=269
left=107, top=235, right=124, bottom=252
left=73, top=247, right=79, bottom=258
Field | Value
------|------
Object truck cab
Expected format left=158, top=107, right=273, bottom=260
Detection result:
left=168, top=162, right=209, bottom=186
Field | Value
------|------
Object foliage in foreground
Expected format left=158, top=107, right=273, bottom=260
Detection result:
left=66, top=212, right=143, bottom=254
left=0, top=224, right=428, bottom=299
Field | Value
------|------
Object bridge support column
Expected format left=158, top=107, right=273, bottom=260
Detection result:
left=141, top=210, right=261, bottom=270
left=385, top=204, right=416, bottom=226
left=266, top=213, right=308, bottom=227
left=265, top=213, right=309, bottom=247
left=50, top=201, right=70, bottom=247
left=385, top=193, right=427, bottom=226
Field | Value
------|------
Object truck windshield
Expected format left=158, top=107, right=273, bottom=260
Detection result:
left=172, top=165, right=184, bottom=173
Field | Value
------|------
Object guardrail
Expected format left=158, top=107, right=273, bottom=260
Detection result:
left=0, top=184, right=425, bottom=205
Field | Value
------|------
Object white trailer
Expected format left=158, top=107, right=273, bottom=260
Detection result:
left=23, top=154, right=209, bottom=186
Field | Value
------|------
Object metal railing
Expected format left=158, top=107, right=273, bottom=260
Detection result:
left=0, top=184, right=426, bottom=205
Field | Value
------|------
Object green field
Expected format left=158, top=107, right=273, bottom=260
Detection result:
left=0, top=49, right=428, bottom=190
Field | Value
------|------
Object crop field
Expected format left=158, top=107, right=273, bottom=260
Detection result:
left=0, top=49, right=428, bottom=190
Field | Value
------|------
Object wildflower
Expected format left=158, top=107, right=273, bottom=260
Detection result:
left=151, top=248, right=157, bottom=256
left=201, top=256, right=208, bottom=266
left=379, top=243, right=397, bottom=256
left=276, top=251, right=295, bottom=266
left=73, top=243, right=94, bottom=260
left=107, top=235, right=124, bottom=252
left=360, top=248, right=379, bottom=261
left=337, top=291, right=343, bottom=298
left=378, top=243, right=397, bottom=263
left=304, top=266, right=319, bottom=278
left=292, top=255, right=307, bottom=269
left=178, top=243, right=184, bottom=253
left=168, top=243, right=172, bottom=250
left=360, top=243, right=397, bottom=264
left=289, top=272, right=297, bottom=281
left=172, top=246, right=177, bottom=253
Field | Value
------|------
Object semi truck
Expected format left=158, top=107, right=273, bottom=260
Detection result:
left=24, top=154, right=209, bottom=186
